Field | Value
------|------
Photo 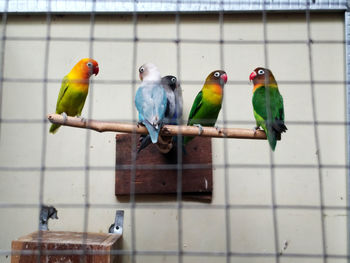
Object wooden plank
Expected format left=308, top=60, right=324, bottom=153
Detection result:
left=11, top=231, right=122, bottom=263
left=115, top=134, right=213, bottom=201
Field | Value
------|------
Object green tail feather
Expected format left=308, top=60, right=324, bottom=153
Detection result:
left=267, top=134, right=277, bottom=151
left=49, top=123, right=61, bottom=134
left=266, top=128, right=277, bottom=151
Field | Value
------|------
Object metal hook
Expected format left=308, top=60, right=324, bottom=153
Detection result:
left=108, top=210, right=124, bottom=235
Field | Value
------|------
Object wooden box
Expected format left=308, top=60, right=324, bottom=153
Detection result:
left=11, top=231, right=122, bottom=263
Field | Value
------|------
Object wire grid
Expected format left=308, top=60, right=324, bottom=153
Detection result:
left=0, top=0, right=348, bottom=263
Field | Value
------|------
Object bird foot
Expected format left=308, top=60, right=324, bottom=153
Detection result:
left=215, top=125, right=223, bottom=134
left=252, top=126, right=260, bottom=135
left=193, top=124, right=204, bottom=135
left=61, top=112, right=68, bottom=124
left=137, top=121, right=144, bottom=128
left=77, top=115, right=86, bottom=123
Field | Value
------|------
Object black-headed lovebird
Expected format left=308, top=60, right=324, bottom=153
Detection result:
left=249, top=67, right=287, bottom=151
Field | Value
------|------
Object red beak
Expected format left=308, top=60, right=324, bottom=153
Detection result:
left=93, top=66, right=99, bottom=76
left=220, top=73, right=228, bottom=84
left=249, top=71, right=256, bottom=81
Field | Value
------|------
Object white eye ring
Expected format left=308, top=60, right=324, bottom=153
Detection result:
left=139, top=67, right=145, bottom=73
left=258, top=69, right=265, bottom=75
left=87, top=62, right=93, bottom=68
left=214, top=72, right=220, bottom=78
left=171, top=77, right=176, bottom=83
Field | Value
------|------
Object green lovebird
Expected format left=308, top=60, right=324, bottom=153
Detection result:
left=184, top=70, right=228, bottom=145
left=49, top=58, right=99, bottom=134
left=249, top=67, right=287, bottom=151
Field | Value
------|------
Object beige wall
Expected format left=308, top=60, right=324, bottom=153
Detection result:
left=0, top=13, right=347, bottom=263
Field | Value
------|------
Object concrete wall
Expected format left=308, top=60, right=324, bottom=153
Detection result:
left=0, top=12, right=347, bottom=263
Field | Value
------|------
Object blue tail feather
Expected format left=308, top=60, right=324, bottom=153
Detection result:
left=144, top=121, right=159, bottom=143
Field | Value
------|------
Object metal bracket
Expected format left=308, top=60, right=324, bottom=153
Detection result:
left=108, top=210, right=124, bottom=235
left=39, top=205, right=58, bottom=231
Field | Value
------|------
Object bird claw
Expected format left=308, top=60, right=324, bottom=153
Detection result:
left=61, top=112, right=68, bottom=124
left=252, top=126, right=260, bottom=135
left=77, top=115, right=86, bottom=123
left=215, top=125, right=223, bottom=134
left=137, top=121, right=144, bottom=128
left=193, top=124, right=203, bottom=135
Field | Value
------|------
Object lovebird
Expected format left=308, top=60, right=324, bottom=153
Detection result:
left=49, top=58, right=99, bottom=134
left=137, top=75, right=183, bottom=153
left=135, top=63, right=167, bottom=144
left=249, top=67, right=287, bottom=151
left=184, top=70, right=228, bottom=145
left=162, top=75, right=183, bottom=125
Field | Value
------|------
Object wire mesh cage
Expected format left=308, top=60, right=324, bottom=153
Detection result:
left=0, top=0, right=348, bottom=263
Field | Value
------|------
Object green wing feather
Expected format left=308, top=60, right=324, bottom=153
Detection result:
left=49, top=76, right=69, bottom=134
left=50, top=74, right=89, bottom=134
left=184, top=90, right=222, bottom=145
left=55, top=76, right=70, bottom=114
left=253, top=86, right=286, bottom=151
left=187, top=91, right=203, bottom=125
left=183, top=91, right=203, bottom=145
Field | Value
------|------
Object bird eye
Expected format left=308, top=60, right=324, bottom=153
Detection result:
left=139, top=67, right=145, bottom=73
left=171, top=77, right=176, bottom=83
left=258, top=69, right=265, bottom=75
left=214, top=72, right=220, bottom=78
left=87, top=62, right=93, bottom=68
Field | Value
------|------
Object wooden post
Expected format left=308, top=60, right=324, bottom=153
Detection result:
left=115, top=135, right=213, bottom=201
left=47, top=113, right=268, bottom=140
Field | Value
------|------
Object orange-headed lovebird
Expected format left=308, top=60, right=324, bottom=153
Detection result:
left=249, top=67, right=287, bottom=151
left=184, top=70, right=227, bottom=145
left=49, top=58, right=99, bottom=134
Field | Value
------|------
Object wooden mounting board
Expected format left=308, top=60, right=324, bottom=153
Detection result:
left=115, top=134, right=213, bottom=201
left=11, top=231, right=122, bottom=263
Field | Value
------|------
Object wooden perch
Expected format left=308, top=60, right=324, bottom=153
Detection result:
left=47, top=113, right=267, bottom=140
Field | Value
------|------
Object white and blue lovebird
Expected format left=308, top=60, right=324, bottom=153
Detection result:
left=135, top=63, right=167, bottom=144
left=137, top=75, right=183, bottom=153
